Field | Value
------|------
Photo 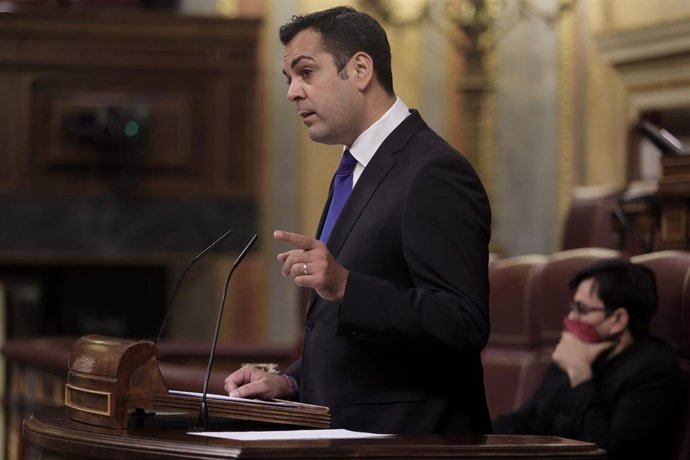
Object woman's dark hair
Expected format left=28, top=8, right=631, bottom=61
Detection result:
left=570, top=258, right=658, bottom=339
left=279, top=6, right=394, bottom=96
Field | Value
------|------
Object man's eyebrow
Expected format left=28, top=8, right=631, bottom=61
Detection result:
left=282, top=55, right=315, bottom=78
left=287, top=55, right=314, bottom=71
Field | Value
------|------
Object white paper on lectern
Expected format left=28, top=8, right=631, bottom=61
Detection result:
left=188, top=429, right=393, bottom=441
left=167, top=390, right=299, bottom=408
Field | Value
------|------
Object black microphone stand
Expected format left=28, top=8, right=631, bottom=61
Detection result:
left=155, top=227, right=233, bottom=345
left=197, top=234, right=258, bottom=429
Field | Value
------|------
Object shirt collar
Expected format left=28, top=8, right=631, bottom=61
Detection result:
left=346, top=97, right=410, bottom=169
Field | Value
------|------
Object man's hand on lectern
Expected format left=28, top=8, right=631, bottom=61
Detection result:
left=224, top=365, right=289, bottom=399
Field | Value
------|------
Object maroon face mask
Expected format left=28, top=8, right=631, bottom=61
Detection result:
left=562, top=317, right=605, bottom=343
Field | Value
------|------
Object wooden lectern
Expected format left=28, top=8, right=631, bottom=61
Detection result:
left=20, top=335, right=606, bottom=459
left=64, top=335, right=330, bottom=430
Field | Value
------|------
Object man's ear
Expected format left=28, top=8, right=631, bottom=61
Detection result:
left=609, top=307, right=630, bottom=335
left=351, top=51, right=374, bottom=90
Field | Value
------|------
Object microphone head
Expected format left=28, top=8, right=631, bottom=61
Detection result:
left=636, top=121, right=688, bottom=156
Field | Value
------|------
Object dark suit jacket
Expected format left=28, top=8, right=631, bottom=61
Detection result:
left=286, top=110, right=492, bottom=434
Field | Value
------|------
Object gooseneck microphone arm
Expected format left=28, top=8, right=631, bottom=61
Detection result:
left=198, top=233, right=258, bottom=429
left=155, top=227, right=233, bottom=345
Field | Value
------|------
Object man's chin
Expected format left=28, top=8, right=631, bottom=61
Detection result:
left=307, top=129, right=337, bottom=145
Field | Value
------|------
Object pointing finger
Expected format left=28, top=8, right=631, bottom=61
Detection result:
left=274, top=230, right=319, bottom=251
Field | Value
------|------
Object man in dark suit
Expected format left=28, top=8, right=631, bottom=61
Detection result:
left=224, top=5, right=492, bottom=435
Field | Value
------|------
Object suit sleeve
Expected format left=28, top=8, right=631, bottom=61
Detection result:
left=337, top=154, right=491, bottom=351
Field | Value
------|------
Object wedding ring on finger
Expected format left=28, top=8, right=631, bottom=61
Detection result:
left=302, top=263, right=308, bottom=275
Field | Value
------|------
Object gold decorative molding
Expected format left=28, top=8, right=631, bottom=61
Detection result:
left=476, top=0, right=498, bottom=233
left=597, top=18, right=690, bottom=97
left=596, top=17, right=690, bottom=185
left=597, top=19, right=690, bottom=66
left=557, top=0, right=576, bottom=246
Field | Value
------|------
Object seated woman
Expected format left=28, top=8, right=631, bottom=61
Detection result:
left=493, top=259, right=686, bottom=460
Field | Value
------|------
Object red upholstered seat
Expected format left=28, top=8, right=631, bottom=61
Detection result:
left=481, top=348, right=542, bottom=420
left=562, top=186, right=623, bottom=251
left=631, top=251, right=690, bottom=352
left=488, top=255, right=547, bottom=348
left=484, top=255, right=547, bottom=419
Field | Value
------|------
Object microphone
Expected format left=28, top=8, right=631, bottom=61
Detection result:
left=155, top=227, right=233, bottom=344
left=636, top=120, right=688, bottom=156
left=197, top=233, right=258, bottom=429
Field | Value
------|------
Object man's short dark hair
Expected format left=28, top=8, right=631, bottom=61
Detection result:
left=279, top=6, right=394, bottom=96
left=569, top=259, right=658, bottom=339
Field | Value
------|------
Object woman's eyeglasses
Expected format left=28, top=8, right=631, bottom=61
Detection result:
left=569, top=301, right=607, bottom=316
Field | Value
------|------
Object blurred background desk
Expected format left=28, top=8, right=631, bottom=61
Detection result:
left=612, top=157, right=690, bottom=254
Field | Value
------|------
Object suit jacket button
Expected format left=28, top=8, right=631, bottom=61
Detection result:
left=305, top=319, right=314, bottom=331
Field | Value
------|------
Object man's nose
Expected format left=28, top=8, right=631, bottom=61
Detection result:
left=287, top=81, right=304, bottom=101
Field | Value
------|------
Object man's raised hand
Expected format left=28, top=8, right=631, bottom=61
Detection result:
left=274, top=230, right=349, bottom=302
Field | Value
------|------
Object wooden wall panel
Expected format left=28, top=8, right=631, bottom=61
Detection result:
left=0, top=11, right=263, bottom=346
left=0, top=11, right=260, bottom=199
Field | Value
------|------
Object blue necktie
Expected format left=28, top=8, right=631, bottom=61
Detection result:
left=320, top=150, right=357, bottom=243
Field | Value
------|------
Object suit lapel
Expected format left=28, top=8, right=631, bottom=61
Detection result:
left=326, top=111, right=426, bottom=257
left=306, top=110, right=426, bottom=313
left=325, top=151, right=395, bottom=257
